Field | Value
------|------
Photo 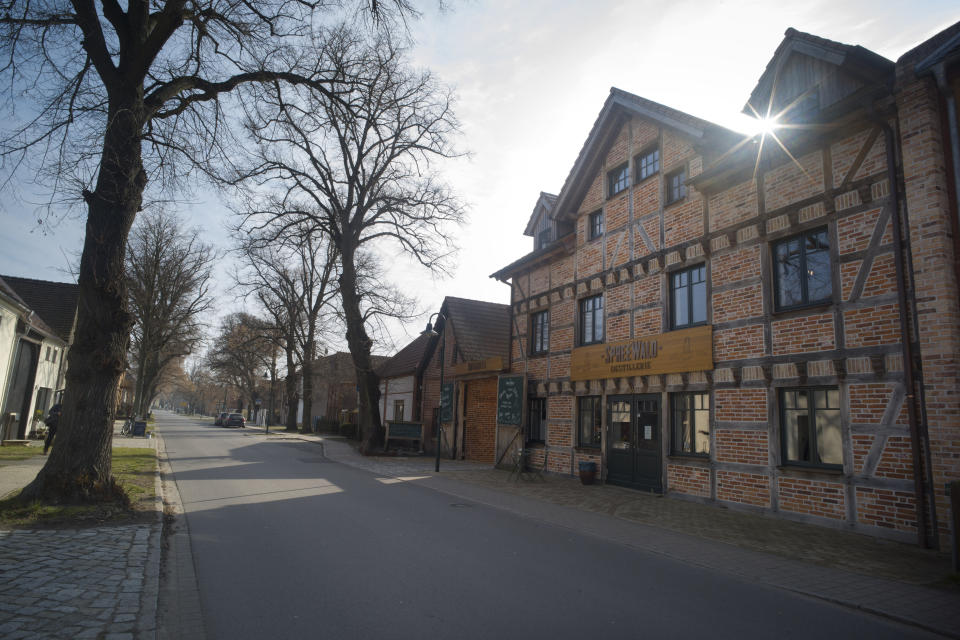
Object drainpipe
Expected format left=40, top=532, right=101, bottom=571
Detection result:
left=928, top=63, right=960, bottom=253
left=875, top=114, right=933, bottom=548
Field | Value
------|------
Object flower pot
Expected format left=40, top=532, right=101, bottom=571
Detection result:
left=578, top=461, right=597, bottom=485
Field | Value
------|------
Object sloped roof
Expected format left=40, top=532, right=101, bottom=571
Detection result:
left=490, top=231, right=575, bottom=281
left=0, top=275, right=79, bottom=343
left=523, top=191, right=558, bottom=237
left=376, top=332, right=438, bottom=379
left=744, top=28, right=893, bottom=118
left=908, top=19, right=960, bottom=71
left=549, top=88, right=739, bottom=227
left=0, top=276, right=29, bottom=309
left=312, top=351, right=390, bottom=381
left=440, top=296, right=511, bottom=363
left=493, top=87, right=739, bottom=281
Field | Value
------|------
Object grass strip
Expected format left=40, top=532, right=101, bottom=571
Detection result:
left=0, top=447, right=157, bottom=529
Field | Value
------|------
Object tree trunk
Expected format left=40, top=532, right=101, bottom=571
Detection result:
left=338, top=245, right=381, bottom=453
left=301, top=335, right=314, bottom=434
left=20, top=97, right=144, bottom=504
left=285, top=348, right=299, bottom=432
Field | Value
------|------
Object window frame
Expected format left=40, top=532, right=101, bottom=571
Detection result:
left=665, top=167, right=687, bottom=205
left=530, top=309, right=549, bottom=355
left=607, top=163, right=629, bottom=198
left=578, top=294, right=604, bottom=346
left=577, top=396, right=602, bottom=448
left=588, top=210, right=604, bottom=240
left=670, top=263, right=708, bottom=330
left=527, top=396, right=547, bottom=444
left=779, top=387, right=843, bottom=469
left=393, top=399, right=405, bottom=422
left=636, top=147, right=660, bottom=182
left=772, top=226, right=833, bottom=312
left=670, top=392, right=710, bottom=457
left=537, top=227, right=552, bottom=250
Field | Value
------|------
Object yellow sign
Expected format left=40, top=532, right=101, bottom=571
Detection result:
left=570, top=326, right=712, bottom=381
left=453, top=356, right=505, bottom=376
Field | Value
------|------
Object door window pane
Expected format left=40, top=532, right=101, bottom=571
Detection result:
left=610, top=401, right=631, bottom=450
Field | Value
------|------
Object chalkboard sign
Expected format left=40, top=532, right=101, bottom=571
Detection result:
left=496, top=375, right=524, bottom=426
left=440, top=383, right=453, bottom=423
left=133, top=421, right=147, bottom=437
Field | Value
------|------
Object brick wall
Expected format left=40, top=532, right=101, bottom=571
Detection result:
left=778, top=477, right=845, bottom=520
left=772, top=313, right=835, bottom=355
left=855, top=487, right=917, bottom=532
left=463, top=377, right=497, bottom=463
left=717, top=470, right=770, bottom=507
left=668, top=464, right=710, bottom=497
left=715, top=430, right=768, bottom=465
left=715, top=388, right=767, bottom=423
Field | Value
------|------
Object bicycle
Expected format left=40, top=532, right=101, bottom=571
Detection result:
left=120, top=418, right=133, bottom=436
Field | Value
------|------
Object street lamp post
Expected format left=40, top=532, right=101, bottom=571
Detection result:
left=422, top=312, right=446, bottom=473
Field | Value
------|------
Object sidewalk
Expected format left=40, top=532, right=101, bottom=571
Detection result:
left=254, top=427, right=960, bottom=638
left=0, top=425, right=161, bottom=640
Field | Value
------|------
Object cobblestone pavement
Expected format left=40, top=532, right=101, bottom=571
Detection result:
left=0, top=423, right=161, bottom=640
left=0, top=525, right=159, bottom=639
left=248, top=429, right=960, bottom=638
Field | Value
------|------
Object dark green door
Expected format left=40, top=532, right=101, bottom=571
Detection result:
left=605, top=394, right=662, bottom=492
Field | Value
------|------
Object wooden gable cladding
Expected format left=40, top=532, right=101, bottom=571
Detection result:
left=570, top=326, right=712, bottom=382
left=768, top=52, right=865, bottom=117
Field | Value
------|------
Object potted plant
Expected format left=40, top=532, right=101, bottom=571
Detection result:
left=578, top=461, right=597, bottom=485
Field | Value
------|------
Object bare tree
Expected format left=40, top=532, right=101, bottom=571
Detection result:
left=206, top=313, right=278, bottom=418
left=235, top=32, right=465, bottom=452
left=0, top=1, right=416, bottom=502
left=127, top=210, right=215, bottom=419
left=234, top=220, right=339, bottom=432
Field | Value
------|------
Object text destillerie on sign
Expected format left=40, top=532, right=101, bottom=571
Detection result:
left=570, top=326, right=712, bottom=382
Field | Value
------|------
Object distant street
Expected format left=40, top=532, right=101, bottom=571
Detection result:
left=157, top=412, right=938, bottom=640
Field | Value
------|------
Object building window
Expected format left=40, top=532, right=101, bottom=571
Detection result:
left=671, top=264, right=707, bottom=329
left=579, top=294, right=604, bottom=345
left=781, top=388, right=842, bottom=468
left=530, top=310, right=549, bottom=355
left=666, top=168, right=687, bottom=204
left=528, top=397, right=546, bottom=443
left=393, top=399, right=405, bottom=421
left=671, top=392, right=710, bottom=456
left=537, top=227, right=552, bottom=250
left=589, top=210, right=604, bottom=240
left=773, top=227, right=832, bottom=310
left=607, top=163, right=629, bottom=197
left=636, top=147, right=660, bottom=181
left=578, top=396, right=602, bottom=448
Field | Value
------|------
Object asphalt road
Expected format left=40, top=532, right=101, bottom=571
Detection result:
left=157, top=411, right=939, bottom=640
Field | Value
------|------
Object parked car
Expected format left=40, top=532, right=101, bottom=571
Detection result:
left=224, top=413, right=245, bottom=428
left=215, top=412, right=229, bottom=426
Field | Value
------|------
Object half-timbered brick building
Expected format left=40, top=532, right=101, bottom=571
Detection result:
left=491, top=25, right=960, bottom=549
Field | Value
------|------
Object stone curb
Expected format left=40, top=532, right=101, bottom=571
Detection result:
left=136, top=435, right=163, bottom=639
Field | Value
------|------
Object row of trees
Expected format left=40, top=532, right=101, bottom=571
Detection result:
left=2, top=1, right=465, bottom=503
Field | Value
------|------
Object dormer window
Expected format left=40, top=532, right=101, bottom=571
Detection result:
left=537, top=228, right=552, bottom=250
left=607, top=163, right=629, bottom=198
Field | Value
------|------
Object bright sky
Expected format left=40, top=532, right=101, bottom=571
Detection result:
left=0, top=1, right=956, bottom=356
